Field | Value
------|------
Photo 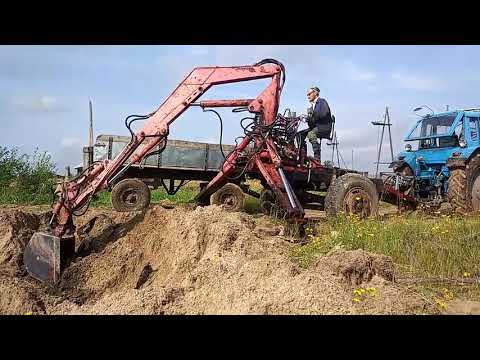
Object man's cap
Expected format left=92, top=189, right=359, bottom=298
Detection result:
left=310, top=86, right=320, bottom=93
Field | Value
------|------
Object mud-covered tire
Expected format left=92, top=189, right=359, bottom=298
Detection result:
left=210, top=183, right=245, bottom=212
left=111, top=178, right=151, bottom=212
left=398, top=165, right=414, bottom=177
left=449, top=153, right=480, bottom=213
left=448, top=166, right=469, bottom=214
left=325, top=173, right=379, bottom=218
left=468, top=154, right=480, bottom=212
left=395, top=165, right=417, bottom=211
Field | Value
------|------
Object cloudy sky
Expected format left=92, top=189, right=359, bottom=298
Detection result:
left=1, top=45, right=479, bottom=175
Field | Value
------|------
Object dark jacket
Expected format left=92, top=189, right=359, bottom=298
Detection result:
left=307, top=97, right=333, bottom=135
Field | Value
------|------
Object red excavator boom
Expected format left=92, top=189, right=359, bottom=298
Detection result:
left=24, top=59, right=304, bottom=284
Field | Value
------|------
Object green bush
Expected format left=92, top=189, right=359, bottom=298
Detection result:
left=0, top=146, right=56, bottom=204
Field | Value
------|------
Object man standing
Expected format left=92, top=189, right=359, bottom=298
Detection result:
left=305, top=86, right=333, bottom=162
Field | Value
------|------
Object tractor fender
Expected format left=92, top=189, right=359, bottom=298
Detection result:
left=447, top=148, right=480, bottom=169
left=389, top=159, right=406, bottom=170
left=446, top=157, right=467, bottom=169
left=393, top=151, right=417, bottom=173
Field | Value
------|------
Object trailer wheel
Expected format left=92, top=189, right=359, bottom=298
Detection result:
left=325, top=173, right=379, bottom=218
left=111, top=178, right=151, bottom=212
left=210, top=183, right=245, bottom=212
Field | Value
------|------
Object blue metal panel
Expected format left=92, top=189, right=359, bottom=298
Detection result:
left=404, top=111, right=463, bottom=141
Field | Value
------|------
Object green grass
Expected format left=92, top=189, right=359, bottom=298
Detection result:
left=244, top=196, right=260, bottom=214
left=292, top=213, right=480, bottom=302
left=90, top=186, right=198, bottom=209
left=151, top=187, right=197, bottom=203
left=294, top=214, right=480, bottom=277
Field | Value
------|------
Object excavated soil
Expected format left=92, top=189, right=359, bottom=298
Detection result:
left=0, top=205, right=436, bottom=315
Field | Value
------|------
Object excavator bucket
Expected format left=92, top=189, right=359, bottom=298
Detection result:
left=23, top=232, right=75, bottom=284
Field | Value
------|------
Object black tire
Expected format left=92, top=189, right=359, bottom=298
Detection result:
left=395, top=165, right=417, bottom=211
left=210, top=183, right=245, bottom=212
left=325, top=173, right=379, bottom=218
left=397, top=165, right=414, bottom=177
left=468, top=154, right=480, bottom=212
left=449, top=153, right=480, bottom=213
left=448, top=166, right=469, bottom=214
left=111, top=178, right=151, bottom=212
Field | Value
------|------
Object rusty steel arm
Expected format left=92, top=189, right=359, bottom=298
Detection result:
left=51, top=60, right=284, bottom=236
left=198, top=99, right=255, bottom=108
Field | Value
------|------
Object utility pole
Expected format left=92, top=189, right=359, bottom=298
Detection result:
left=372, top=106, right=395, bottom=178
left=89, top=100, right=94, bottom=148
left=446, top=105, right=449, bottom=111
left=83, top=100, right=95, bottom=170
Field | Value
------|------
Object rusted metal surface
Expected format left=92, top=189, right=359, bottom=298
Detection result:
left=199, top=99, right=254, bottom=108
left=382, top=183, right=417, bottom=206
left=23, top=233, right=75, bottom=284
left=343, top=186, right=372, bottom=217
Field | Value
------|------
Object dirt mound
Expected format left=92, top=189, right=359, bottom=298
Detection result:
left=0, top=275, right=46, bottom=314
left=321, top=249, right=395, bottom=286
left=0, top=205, right=435, bottom=315
left=48, top=205, right=431, bottom=314
left=0, top=210, right=44, bottom=275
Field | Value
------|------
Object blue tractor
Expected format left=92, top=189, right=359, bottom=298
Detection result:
left=382, top=108, right=480, bottom=213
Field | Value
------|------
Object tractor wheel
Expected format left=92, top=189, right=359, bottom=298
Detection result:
left=395, top=165, right=417, bottom=211
left=259, top=189, right=286, bottom=218
left=448, top=166, right=469, bottom=214
left=210, top=183, right=245, bottom=212
left=397, top=165, right=414, bottom=177
left=449, top=153, right=480, bottom=213
left=325, top=173, right=379, bottom=218
left=111, top=178, right=151, bottom=212
left=468, top=154, right=480, bottom=212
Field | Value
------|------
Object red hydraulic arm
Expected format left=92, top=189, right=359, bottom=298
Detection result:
left=50, top=59, right=304, bottom=238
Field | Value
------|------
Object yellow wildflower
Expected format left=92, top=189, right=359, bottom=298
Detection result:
left=442, top=288, right=454, bottom=301
left=435, top=299, right=448, bottom=311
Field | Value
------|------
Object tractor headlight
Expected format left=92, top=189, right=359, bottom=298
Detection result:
left=405, top=144, right=412, bottom=152
left=459, top=139, right=467, bottom=148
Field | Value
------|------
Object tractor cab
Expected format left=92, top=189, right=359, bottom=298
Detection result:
left=406, top=112, right=462, bottom=150
left=388, top=109, right=480, bottom=206
left=400, top=110, right=480, bottom=163
left=395, top=112, right=465, bottom=176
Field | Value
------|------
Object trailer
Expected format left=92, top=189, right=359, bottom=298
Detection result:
left=80, top=134, right=375, bottom=217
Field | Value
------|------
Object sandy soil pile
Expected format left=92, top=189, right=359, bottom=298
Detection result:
left=0, top=205, right=435, bottom=315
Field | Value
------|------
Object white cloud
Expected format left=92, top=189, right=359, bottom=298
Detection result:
left=391, top=72, right=441, bottom=91
left=12, top=95, right=65, bottom=112
left=61, top=137, right=82, bottom=147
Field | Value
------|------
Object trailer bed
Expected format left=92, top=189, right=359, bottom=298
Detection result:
left=90, top=134, right=237, bottom=183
